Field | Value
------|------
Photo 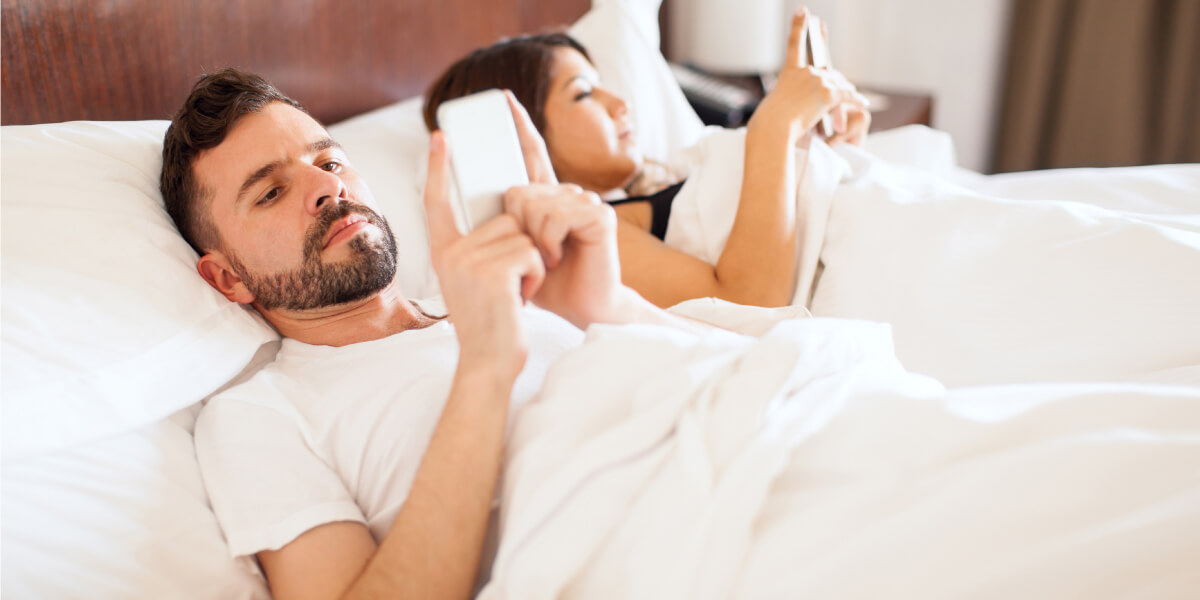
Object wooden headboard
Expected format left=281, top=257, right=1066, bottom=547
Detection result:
left=0, top=0, right=591, bottom=125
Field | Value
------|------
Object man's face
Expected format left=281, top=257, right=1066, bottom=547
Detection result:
left=193, top=102, right=398, bottom=310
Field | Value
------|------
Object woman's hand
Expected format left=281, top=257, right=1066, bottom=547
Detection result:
left=827, top=102, right=871, bottom=147
left=814, top=19, right=871, bottom=147
left=820, top=64, right=872, bottom=147
left=749, top=7, right=868, bottom=143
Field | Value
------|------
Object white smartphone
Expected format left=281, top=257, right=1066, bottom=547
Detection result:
left=435, top=89, right=530, bottom=231
left=799, top=16, right=835, bottom=138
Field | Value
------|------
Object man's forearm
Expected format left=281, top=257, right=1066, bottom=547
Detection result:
left=585, top=286, right=715, bottom=334
left=342, top=363, right=513, bottom=600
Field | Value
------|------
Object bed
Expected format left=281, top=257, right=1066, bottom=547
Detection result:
left=3, top=0, right=1199, bottom=598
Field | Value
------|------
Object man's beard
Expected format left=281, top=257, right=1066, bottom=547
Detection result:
left=232, top=202, right=399, bottom=311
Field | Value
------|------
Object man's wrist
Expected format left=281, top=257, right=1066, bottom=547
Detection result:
left=454, top=350, right=524, bottom=397
left=582, top=287, right=711, bottom=333
left=577, top=286, right=645, bottom=328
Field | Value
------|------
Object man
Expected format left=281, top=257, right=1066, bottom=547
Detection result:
left=163, top=69, right=699, bottom=599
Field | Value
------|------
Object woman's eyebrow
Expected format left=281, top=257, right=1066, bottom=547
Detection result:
left=561, top=74, right=590, bottom=91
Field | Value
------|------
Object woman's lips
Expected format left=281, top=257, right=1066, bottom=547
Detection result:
left=323, top=215, right=371, bottom=249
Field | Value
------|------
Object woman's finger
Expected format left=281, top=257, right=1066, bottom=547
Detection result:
left=827, top=69, right=870, bottom=109
left=828, top=106, right=870, bottom=146
left=785, top=7, right=809, bottom=68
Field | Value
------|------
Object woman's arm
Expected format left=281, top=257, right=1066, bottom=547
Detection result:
left=619, top=7, right=867, bottom=308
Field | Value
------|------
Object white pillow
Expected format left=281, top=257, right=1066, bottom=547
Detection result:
left=323, top=0, right=704, bottom=302
left=1, top=407, right=270, bottom=599
left=810, top=151, right=1200, bottom=386
left=569, top=0, right=705, bottom=163
left=0, top=120, right=279, bottom=461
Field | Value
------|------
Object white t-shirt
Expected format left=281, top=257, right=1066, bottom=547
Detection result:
left=195, top=302, right=584, bottom=559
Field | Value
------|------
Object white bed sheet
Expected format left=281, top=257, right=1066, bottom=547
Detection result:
left=481, top=307, right=1200, bottom=599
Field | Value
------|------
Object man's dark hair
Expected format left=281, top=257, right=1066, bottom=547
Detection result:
left=423, top=32, right=590, bottom=135
left=161, top=68, right=305, bottom=254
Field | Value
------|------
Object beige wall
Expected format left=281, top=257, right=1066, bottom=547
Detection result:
left=668, top=0, right=1014, bottom=172
left=825, top=0, right=1013, bottom=172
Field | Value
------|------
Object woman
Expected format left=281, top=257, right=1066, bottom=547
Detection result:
left=424, top=8, right=869, bottom=308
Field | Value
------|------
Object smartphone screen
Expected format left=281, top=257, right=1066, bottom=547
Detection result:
left=436, top=89, right=530, bottom=231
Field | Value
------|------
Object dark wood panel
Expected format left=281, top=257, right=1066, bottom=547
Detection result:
left=1, top=0, right=590, bottom=125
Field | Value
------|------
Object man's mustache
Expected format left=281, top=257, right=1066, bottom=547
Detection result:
left=303, top=202, right=383, bottom=260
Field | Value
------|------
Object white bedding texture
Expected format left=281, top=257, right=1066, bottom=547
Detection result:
left=2, top=0, right=1198, bottom=597
left=484, top=312, right=1200, bottom=599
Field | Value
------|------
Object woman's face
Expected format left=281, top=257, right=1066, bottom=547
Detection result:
left=542, top=48, right=642, bottom=193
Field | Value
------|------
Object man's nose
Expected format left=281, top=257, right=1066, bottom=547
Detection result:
left=305, top=166, right=347, bottom=216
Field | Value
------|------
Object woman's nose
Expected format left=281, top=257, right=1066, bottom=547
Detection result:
left=601, top=89, right=630, bottom=118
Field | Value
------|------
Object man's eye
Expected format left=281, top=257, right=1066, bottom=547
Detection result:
left=321, top=160, right=343, bottom=173
left=258, top=187, right=281, bottom=205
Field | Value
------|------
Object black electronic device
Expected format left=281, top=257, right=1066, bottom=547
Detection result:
left=669, top=62, right=759, bottom=127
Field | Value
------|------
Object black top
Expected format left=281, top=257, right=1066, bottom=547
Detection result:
left=607, top=180, right=686, bottom=241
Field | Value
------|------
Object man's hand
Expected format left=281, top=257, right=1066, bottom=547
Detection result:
left=424, top=129, right=543, bottom=382
left=500, top=92, right=636, bottom=329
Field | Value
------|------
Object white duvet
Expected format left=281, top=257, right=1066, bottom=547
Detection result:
left=476, top=128, right=1200, bottom=598
left=666, top=125, right=1200, bottom=387
left=812, top=129, right=1200, bottom=387
left=481, top=312, right=1200, bottom=599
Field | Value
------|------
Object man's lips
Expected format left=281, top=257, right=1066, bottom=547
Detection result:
left=323, top=214, right=372, bottom=249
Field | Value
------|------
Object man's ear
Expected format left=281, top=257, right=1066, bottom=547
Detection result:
left=196, top=252, right=255, bottom=304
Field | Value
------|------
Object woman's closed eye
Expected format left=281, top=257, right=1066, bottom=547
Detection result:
left=573, top=87, right=593, bottom=101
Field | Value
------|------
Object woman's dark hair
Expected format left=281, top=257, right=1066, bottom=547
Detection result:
left=423, top=32, right=591, bottom=134
left=161, top=68, right=305, bottom=254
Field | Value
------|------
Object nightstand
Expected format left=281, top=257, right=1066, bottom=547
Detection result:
left=860, top=86, right=934, bottom=132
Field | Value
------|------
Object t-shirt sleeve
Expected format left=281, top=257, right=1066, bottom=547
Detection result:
left=195, top=391, right=366, bottom=559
